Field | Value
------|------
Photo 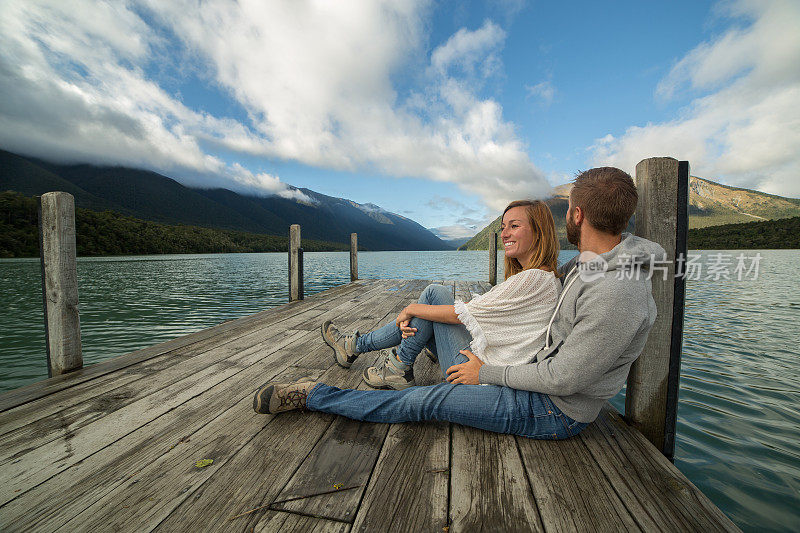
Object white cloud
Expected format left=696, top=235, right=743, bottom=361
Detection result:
left=526, top=80, right=555, bottom=105
left=431, top=20, right=505, bottom=77
left=0, top=0, right=549, bottom=210
left=430, top=224, right=479, bottom=240
left=591, top=0, right=800, bottom=197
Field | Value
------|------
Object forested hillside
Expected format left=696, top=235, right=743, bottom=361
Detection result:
left=687, top=216, right=800, bottom=249
left=0, top=192, right=349, bottom=258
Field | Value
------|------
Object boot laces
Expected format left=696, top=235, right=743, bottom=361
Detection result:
left=278, top=386, right=308, bottom=409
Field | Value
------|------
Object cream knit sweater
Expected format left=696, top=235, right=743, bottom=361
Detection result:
left=454, top=268, right=560, bottom=366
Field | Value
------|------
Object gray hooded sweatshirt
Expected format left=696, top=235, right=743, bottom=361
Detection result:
left=479, top=233, right=665, bottom=423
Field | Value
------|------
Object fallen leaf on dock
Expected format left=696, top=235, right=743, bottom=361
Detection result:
left=195, top=459, right=213, bottom=468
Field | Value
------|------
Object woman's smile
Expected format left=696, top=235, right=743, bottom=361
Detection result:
left=500, top=205, right=535, bottom=265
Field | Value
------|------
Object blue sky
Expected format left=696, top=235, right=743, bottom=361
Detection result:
left=1, top=0, right=798, bottom=239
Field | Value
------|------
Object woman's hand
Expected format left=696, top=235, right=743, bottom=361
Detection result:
left=446, top=350, right=484, bottom=385
left=399, top=319, right=417, bottom=339
left=396, top=306, right=417, bottom=338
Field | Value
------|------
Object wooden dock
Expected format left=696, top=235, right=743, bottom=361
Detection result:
left=0, top=279, right=739, bottom=532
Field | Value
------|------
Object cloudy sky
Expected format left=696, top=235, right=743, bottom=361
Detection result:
left=1, top=0, right=798, bottom=239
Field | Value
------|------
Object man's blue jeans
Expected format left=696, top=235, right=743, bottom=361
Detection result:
left=306, top=284, right=588, bottom=439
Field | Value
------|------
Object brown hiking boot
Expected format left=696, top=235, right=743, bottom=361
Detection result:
left=321, top=319, right=361, bottom=368
left=253, top=380, right=317, bottom=414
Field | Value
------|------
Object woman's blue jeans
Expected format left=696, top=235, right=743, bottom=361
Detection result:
left=355, top=283, right=470, bottom=372
left=306, top=284, right=587, bottom=439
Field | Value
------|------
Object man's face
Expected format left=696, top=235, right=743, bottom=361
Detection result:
left=566, top=195, right=581, bottom=247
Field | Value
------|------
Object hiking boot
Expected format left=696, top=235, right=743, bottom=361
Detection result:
left=321, top=319, right=361, bottom=368
left=253, top=380, right=317, bottom=414
left=421, top=346, right=437, bottom=364
left=363, top=348, right=416, bottom=390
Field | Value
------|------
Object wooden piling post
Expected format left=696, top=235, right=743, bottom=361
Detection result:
left=38, top=192, right=82, bottom=376
left=489, top=232, right=498, bottom=285
left=288, top=224, right=303, bottom=301
left=350, top=233, right=358, bottom=281
left=625, top=157, right=688, bottom=460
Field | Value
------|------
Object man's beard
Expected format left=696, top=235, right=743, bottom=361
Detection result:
left=566, top=211, right=581, bottom=247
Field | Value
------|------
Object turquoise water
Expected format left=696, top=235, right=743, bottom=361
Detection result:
left=1, top=250, right=798, bottom=531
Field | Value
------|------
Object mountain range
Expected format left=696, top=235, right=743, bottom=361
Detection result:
left=0, top=149, right=452, bottom=251
left=460, top=177, right=800, bottom=250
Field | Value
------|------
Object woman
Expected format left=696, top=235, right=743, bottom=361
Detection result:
left=253, top=200, right=588, bottom=440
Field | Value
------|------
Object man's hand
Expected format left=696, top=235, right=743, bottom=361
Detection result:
left=446, top=349, right=484, bottom=385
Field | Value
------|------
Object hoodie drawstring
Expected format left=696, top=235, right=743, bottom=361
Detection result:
left=545, top=264, right=581, bottom=349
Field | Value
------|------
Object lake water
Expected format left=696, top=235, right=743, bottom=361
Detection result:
left=1, top=250, right=798, bottom=532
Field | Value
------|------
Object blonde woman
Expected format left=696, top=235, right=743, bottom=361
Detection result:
left=254, top=200, right=588, bottom=440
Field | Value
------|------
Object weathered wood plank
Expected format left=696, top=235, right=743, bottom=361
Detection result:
left=0, top=280, right=373, bottom=413
left=586, top=406, right=740, bottom=532
left=254, top=511, right=350, bottom=533
left=0, top=341, right=326, bottom=532
left=350, top=419, right=449, bottom=532
left=151, top=367, right=383, bottom=531
left=349, top=282, right=453, bottom=532
left=448, top=281, right=543, bottom=532
left=268, top=281, right=431, bottom=522
left=0, top=329, right=308, bottom=506
left=450, top=425, right=543, bottom=532
left=289, top=224, right=302, bottom=301
left=147, top=280, right=426, bottom=531
left=516, top=431, right=642, bottom=532
left=60, top=368, right=330, bottom=533
left=0, top=326, right=301, bottom=464
left=350, top=233, right=358, bottom=281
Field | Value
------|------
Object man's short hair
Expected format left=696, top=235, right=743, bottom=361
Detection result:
left=571, top=167, right=637, bottom=235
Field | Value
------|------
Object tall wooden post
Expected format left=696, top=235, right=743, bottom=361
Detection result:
left=39, top=192, right=82, bottom=376
left=350, top=233, right=358, bottom=281
left=625, top=157, right=688, bottom=461
left=489, top=232, right=498, bottom=285
left=288, top=224, right=303, bottom=301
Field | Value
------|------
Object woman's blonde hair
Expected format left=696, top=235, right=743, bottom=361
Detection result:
left=502, top=200, right=560, bottom=280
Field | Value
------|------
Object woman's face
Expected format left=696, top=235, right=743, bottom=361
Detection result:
left=500, top=206, right=535, bottom=265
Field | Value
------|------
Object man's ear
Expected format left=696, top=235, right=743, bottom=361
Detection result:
left=573, top=206, right=584, bottom=225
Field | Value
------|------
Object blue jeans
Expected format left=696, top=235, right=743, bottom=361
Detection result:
left=307, top=284, right=588, bottom=439
left=306, top=382, right=587, bottom=439
left=356, top=283, right=470, bottom=374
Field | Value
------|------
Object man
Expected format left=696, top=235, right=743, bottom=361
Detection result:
left=253, top=167, right=664, bottom=438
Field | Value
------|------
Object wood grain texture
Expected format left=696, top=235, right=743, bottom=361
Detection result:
left=0, top=329, right=307, bottom=507
left=350, top=232, right=358, bottom=281
left=627, top=157, right=681, bottom=451
left=351, top=419, right=450, bottom=532
left=38, top=191, right=82, bottom=376
left=587, top=406, right=739, bottom=532
left=516, top=430, right=642, bottom=532
left=254, top=511, right=350, bottom=533
left=289, top=224, right=302, bottom=301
